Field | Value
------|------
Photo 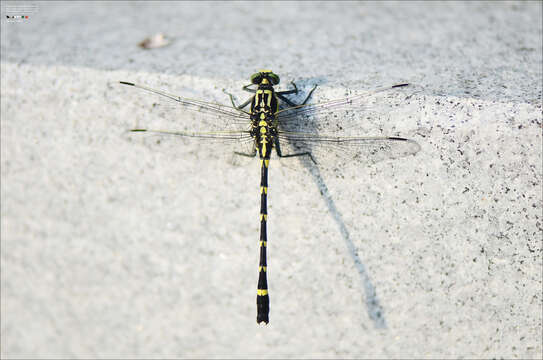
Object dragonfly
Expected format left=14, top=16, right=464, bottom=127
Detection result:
left=119, top=70, right=420, bottom=324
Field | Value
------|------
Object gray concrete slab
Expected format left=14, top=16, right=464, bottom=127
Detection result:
left=1, top=1, right=541, bottom=359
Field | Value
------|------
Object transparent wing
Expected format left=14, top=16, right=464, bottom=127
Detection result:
left=119, top=81, right=251, bottom=130
left=130, top=128, right=253, bottom=141
left=274, top=84, right=420, bottom=168
left=122, top=128, right=257, bottom=163
left=119, top=81, right=256, bottom=159
left=276, top=83, right=413, bottom=131
left=276, top=132, right=420, bottom=168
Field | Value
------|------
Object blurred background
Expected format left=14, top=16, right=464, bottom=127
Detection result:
left=1, top=1, right=541, bottom=358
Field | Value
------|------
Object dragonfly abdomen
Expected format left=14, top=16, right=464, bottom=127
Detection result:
left=257, top=158, right=270, bottom=324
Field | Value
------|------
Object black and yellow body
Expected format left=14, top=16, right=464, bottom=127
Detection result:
left=228, top=70, right=316, bottom=324
left=122, top=69, right=317, bottom=325
left=119, top=70, right=419, bottom=325
left=250, top=71, right=280, bottom=324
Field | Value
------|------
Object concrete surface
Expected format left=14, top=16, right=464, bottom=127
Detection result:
left=1, top=1, right=542, bottom=359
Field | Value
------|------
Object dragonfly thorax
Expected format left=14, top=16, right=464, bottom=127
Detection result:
left=251, top=86, right=279, bottom=115
left=249, top=82, right=280, bottom=161
left=252, top=110, right=277, bottom=160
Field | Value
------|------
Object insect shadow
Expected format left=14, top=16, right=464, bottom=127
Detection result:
left=279, top=78, right=387, bottom=328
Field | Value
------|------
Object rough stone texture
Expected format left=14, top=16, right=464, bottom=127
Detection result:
left=1, top=2, right=541, bottom=359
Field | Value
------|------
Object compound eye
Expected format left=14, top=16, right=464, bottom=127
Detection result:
left=268, top=73, right=280, bottom=85
left=251, top=73, right=263, bottom=84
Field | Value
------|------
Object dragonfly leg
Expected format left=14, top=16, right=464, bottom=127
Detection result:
left=276, top=93, right=298, bottom=107
left=277, top=151, right=316, bottom=164
left=276, top=81, right=298, bottom=95
left=277, top=83, right=318, bottom=107
left=223, top=89, right=253, bottom=110
left=300, top=84, right=318, bottom=105
left=234, top=148, right=257, bottom=158
left=242, top=84, right=258, bottom=93
left=274, top=138, right=317, bottom=164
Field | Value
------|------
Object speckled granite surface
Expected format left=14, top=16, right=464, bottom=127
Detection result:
left=1, top=2, right=541, bottom=358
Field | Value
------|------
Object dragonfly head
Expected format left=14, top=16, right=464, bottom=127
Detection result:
left=251, top=70, right=280, bottom=86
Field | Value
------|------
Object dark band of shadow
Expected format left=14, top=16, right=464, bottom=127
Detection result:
left=303, top=161, right=387, bottom=329
left=277, top=79, right=389, bottom=328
